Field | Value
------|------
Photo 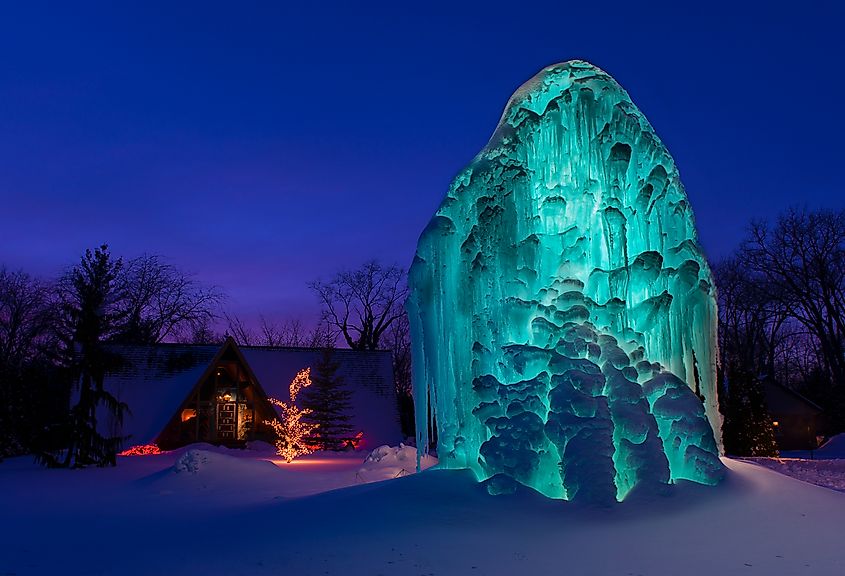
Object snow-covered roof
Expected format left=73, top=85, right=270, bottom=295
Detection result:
left=103, top=342, right=402, bottom=449
left=763, top=379, right=823, bottom=414
left=103, top=344, right=219, bottom=445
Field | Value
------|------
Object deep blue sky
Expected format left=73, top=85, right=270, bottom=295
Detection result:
left=2, top=1, right=843, bottom=325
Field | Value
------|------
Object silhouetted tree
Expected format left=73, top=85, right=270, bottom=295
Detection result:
left=180, top=317, right=224, bottom=345
left=2, top=247, right=224, bottom=461
left=714, top=258, right=780, bottom=456
left=224, top=313, right=255, bottom=345
left=310, top=261, right=407, bottom=350
left=301, top=348, right=353, bottom=450
left=115, top=254, right=223, bottom=344
left=258, top=317, right=305, bottom=346
left=225, top=313, right=336, bottom=347
left=740, top=208, right=845, bottom=431
left=37, top=245, right=129, bottom=467
left=0, top=268, right=61, bottom=457
left=383, top=310, right=414, bottom=438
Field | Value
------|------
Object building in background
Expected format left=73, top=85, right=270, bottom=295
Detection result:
left=102, top=338, right=401, bottom=452
left=763, top=380, right=824, bottom=451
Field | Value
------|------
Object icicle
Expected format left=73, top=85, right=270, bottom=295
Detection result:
left=407, top=61, right=724, bottom=500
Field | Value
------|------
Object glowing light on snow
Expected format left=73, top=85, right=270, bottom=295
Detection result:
left=407, top=60, right=725, bottom=504
left=269, top=457, right=349, bottom=466
left=118, top=444, right=162, bottom=456
left=266, top=367, right=319, bottom=462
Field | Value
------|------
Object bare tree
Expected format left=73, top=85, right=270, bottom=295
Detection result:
left=306, top=320, right=338, bottom=348
left=117, top=255, right=223, bottom=344
left=778, top=326, right=826, bottom=386
left=383, top=311, right=411, bottom=396
left=276, top=317, right=338, bottom=348
left=714, top=258, right=782, bottom=455
left=0, top=268, right=57, bottom=369
left=382, top=309, right=414, bottom=437
left=739, top=208, right=845, bottom=424
left=0, top=268, right=60, bottom=457
left=180, top=317, right=224, bottom=345
left=310, top=261, right=407, bottom=350
left=226, top=313, right=336, bottom=348
left=715, top=257, right=789, bottom=380
left=259, top=317, right=319, bottom=347
left=225, top=313, right=255, bottom=346
left=258, top=316, right=286, bottom=346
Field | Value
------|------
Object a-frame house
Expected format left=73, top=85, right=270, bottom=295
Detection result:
left=102, top=338, right=402, bottom=452
left=154, top=338, right=278, bottom=449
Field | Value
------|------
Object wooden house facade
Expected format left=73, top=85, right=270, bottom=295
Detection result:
left=102, top=338, right=402, bottom=452
left=155, top=340, right=278, bottom=449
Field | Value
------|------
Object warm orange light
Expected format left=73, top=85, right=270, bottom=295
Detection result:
left=119, top=444, right=162, bottom=456
left=289, top=367, right=311, bottom=402
left=347, top=431, right=365, bottom=450
left=773, top=421, right=779, bottom=427
left=268, top=457, right=341, bottom=466
left=181, top=408, right=197, bottom=422
left=266, top=366, right=318, bottom=462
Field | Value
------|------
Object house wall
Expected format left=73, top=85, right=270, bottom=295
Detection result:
left=104, top=342, right=402, bottom=452
left=764, top=382, right=823, bottom=451
left=157, top=356, right=276, bottom=450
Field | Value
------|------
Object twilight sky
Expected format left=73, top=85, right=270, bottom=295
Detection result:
left=2, top=1, right=843, bottom=326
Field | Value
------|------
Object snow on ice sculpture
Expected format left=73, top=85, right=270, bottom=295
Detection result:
left=407, top=60, right=725, bottom=504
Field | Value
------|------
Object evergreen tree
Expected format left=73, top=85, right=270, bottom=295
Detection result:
left=37, top=245, right=129, bottom=467
left=301, top=348, right=353, bottom=450
left=719, top=369, right=779, bottom=456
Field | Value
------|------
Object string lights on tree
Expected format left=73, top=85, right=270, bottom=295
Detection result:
left=266, top=367, right=319, bottom=462
left=117, top=444, right=162, bottom=456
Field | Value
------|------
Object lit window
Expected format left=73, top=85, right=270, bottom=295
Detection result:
left=181, top=408, right=197, bottom=422
left=772, top=421, right=779, bottom=427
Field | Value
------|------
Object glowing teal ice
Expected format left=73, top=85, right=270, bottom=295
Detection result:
left=408, top=61, right=724, bottom=504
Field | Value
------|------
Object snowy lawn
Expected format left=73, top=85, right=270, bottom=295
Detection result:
left=740, top=433, right=845, bottom=493
left=2, top=447, right=844, bottom=576
left=741, top=458, right=845, bottom=493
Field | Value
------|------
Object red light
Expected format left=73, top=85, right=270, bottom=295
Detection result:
left=118, top=444, right=163, bottom=456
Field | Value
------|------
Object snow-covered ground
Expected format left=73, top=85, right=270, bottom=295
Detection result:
left=742, top=433, right=845, bottom=493
left=743, top=457, right=845, bottom=492
left=2, top=444, right=844, bottom=576
left=781, top=432, right=845, bottom=460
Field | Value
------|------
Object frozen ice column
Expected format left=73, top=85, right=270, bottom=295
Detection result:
left=408, top=61, right=724, bottom=504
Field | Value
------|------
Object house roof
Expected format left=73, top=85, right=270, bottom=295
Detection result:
left=763, top=379, right=824, bottom=415
left=103, top=341, right=402, bottom=449
left=102, top=344, right=219, bottom=444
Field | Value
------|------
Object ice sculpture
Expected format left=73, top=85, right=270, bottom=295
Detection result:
left=408, top=60, right=724, bottom=504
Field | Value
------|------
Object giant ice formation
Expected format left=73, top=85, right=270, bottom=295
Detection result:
left=408, top=61, right=724, bottom=504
